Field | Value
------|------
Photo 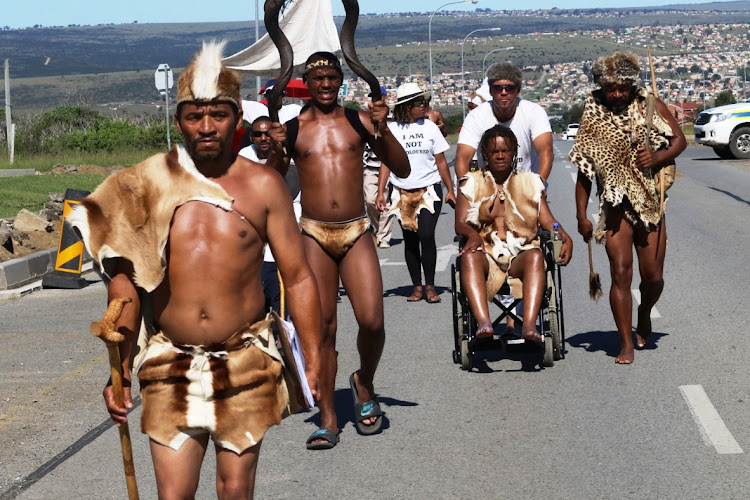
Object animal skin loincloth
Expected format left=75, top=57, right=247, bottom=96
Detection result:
left=387, top=184, right=439, bottom=232
left=68, top=144, right=234, bottom=292
left=299, top=214, right=371, bottom=260
left=460, top=170, right=544, bottom=298
left=136, top=313, right=299, bottom=454
left=569, top=86, right=675, bottom=239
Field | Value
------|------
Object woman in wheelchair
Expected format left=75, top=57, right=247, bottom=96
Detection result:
left=455, top=125, right=572, bottom=342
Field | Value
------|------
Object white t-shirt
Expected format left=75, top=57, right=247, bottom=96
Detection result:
left=458, top=99, right=551, bottom=174
left=387, top=119, right=450, bottom=190
left=238, top=144, right=264, bottom=162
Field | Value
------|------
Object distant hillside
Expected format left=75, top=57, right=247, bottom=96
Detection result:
left=2, top=2, right=750, bottom=109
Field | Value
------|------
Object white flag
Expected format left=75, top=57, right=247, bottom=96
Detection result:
left=224, top=0, right=341, bottom=75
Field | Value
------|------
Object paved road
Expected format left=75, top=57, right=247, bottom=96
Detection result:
left=1, top=143, right=749, bottom=499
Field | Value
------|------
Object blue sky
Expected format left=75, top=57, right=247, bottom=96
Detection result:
left=3, top=1, right=710, bottom=29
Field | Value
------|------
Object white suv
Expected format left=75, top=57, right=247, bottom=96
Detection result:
left=694, top=101, right=750, bottom=159
left=563, top=123, right=579, bottom=140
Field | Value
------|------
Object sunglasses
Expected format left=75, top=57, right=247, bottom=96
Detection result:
left=491, top=84, right=518, bottom=94
left=252, top=130, right=270, bottom=138
left=410, top=99, right=426, bottom=107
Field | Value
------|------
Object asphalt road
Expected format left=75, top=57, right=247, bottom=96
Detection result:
left=1, top=142, right=749, bottom=499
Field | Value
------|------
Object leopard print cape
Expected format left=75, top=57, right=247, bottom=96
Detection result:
left=569, top=87, right=674, bottom=240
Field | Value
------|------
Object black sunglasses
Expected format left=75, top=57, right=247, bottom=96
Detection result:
left=491, top=84, right=518, bottom=94
left=410, top=99, right=426, bottom=107
left=252, top=130, right=270, bottom=137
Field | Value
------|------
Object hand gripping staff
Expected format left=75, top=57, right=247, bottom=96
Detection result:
left=90, top=296, right=139, bottom=500
left=340, top=0, right=382, bottom=138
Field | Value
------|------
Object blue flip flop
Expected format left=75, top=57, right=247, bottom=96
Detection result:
left=305, top=429, right=339, bottom=450
left=349, top=371, right=384, bottom=435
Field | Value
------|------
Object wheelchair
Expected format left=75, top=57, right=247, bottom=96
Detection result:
left=451, top=231, right=566, bottom=370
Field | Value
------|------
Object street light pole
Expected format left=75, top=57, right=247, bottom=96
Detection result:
left=482, top=46, right=513, bottom=76
left=462, top=27, right=502, bottom=119
left=429, top=0, right=478, bottom=102
left=255, top=0, right=261, bottom=102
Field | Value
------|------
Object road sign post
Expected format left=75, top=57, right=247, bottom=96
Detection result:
left=155, top=64, right=174, bottom=150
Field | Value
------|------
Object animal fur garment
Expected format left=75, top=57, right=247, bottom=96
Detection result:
left=388, top=185, right=439, bottom=231
left=177, top=40, right=242, bottom=109
left=460, top=170, right=544, bottom=298
left=136, top=314, right=295, bottom=455
left=569, top=87, right=674, bottom=239
left=68, top=145, right=234, bottom=292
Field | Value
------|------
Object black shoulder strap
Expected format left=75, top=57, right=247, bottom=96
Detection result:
left=285, top=117, right=299, bottom=157
left=344, top=107, right=370, bottom=141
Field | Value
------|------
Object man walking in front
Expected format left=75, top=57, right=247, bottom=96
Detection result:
left=271, top=52, right=409, bottom=448
left=71, top=41, right=322, bottom=498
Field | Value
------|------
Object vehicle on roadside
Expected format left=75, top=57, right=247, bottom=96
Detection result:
left=694, top=100, right=750, bottom=159
left=562, top=123, right=579, bottom=140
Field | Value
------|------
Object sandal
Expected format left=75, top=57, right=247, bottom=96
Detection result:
left=349, top=371, right=383, bottom=435
left=425, top=286, right=441, bottom=304
left=406, top=285, right=423, bottom=302
left=305, top=428, right=340, bottom=450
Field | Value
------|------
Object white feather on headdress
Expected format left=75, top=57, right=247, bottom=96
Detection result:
left=191, top=40, right=227, bottom=100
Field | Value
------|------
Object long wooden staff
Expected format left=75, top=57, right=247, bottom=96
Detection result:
left=90, top=297, right=139, bottom=500
left=340, top=0, right=382, bottom=138
left=646, top=47, right=665, bottom=216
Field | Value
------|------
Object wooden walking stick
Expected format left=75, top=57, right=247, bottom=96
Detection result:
left=587, top=239, right=602, bottom=302
left=646, top=47, right=665, bottom=217
left=90, top=296, right=139, bottom=500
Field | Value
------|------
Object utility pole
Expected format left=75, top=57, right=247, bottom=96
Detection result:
left=4, top=59, right=13, bottom=164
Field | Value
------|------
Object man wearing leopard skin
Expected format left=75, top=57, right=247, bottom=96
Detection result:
left=570, top=51, right=686, bottom=364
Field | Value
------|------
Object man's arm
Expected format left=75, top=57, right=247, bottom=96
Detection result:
left=364, top=100, right=410, bottom=178
left=375, top=163, right=390, bottom=211
left=533, top=131, right=554, bottom=182
left=267, top=122, right=291, bottom=176
left=435, top=110, right=447, bottom=137
left=454, top=143, right=477, bottom=179
left=264, top=172, right=321, bottom=400
left=635, top=98, right=687, bottom=170
left=435, top=152, right=456, bottom=207
left=104, top=259, right=141, bottom=426
left=575, top=171, right=594, bottom=242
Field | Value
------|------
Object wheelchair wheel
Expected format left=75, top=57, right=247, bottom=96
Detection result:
left=542, top=321, right=554, bottom=367
left=451, top=264, right=462, bottom=364
left=547, top=269, right=563, bottom=361
left=460, top=338, right=472, bottom=371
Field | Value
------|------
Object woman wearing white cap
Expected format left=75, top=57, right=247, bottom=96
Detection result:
left=376, top=82, right=456, bottom=303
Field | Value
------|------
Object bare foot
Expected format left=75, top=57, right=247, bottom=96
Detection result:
left=521, top=328, right=543, bottom=343
left=475, top=323, right=494, bottom=339
left=635, top=305, right=652, bottom=348
left=407, top=285, right=423, bottom=302
left=615, top=343, right=635, bottom=364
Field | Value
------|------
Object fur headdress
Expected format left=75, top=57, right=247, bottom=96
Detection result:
left=592, top=52, right=640, bottom=86
left=177, top=41, right=241, bottom=109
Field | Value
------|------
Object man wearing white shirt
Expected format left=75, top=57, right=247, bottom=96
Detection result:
left=455, top=63, right=553, bottom=181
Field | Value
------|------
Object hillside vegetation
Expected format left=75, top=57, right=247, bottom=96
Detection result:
left=3, top=4, right=750, bottom=110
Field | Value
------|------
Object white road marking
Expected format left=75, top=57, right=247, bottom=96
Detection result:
left=679, top=385, right=744, bottom=455
left=435, top=244, right=459, bottom=272
left=630, top=289, right=661, bottom=318
left=570, top=172, right=577, bottom=183
left=379, top=258, right=405, bottom=266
